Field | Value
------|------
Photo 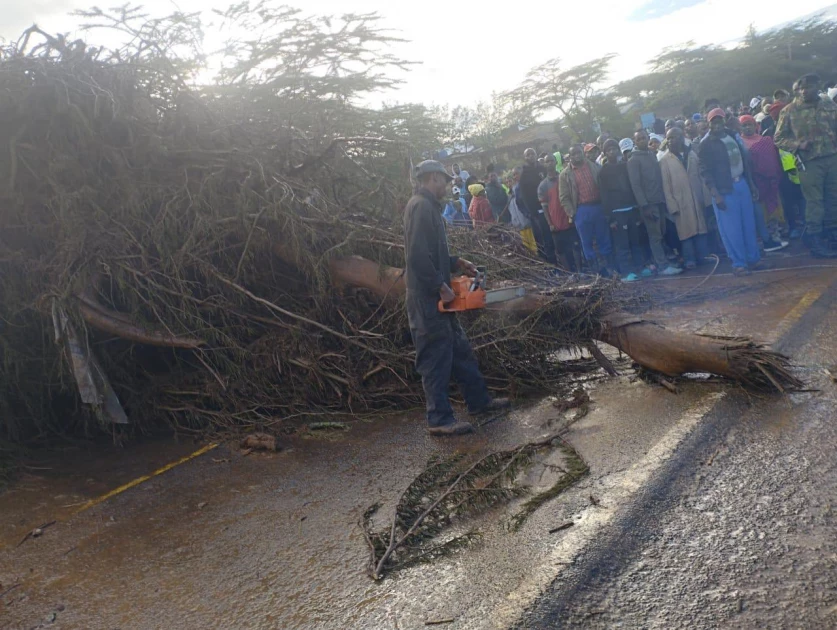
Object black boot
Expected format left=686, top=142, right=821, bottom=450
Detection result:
left=804, top=232, right=837, bottom=258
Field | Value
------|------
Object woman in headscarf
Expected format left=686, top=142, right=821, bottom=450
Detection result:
left=649, top=134, right=664, bottom=158
left=739, top=114, right=785, bottom=246
left=467, top=183, right=495, bottom=227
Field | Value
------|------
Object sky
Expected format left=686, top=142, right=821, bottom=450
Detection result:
left=1, top=0, right=835, bottom=109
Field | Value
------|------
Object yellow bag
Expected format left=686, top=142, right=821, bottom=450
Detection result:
left=519, top=227, right=537, bottom=253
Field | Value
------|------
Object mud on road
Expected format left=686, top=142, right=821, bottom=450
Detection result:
left=1, top=261, right=835, bottom=630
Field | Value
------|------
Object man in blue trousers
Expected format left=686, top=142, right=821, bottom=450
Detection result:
left=698, top=108, right=761, bottom=276
left=403, top=160, right=510, bottom=436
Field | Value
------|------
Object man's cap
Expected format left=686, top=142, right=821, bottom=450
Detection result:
left=584, top=143, right=597, bottom=152
left=415, top=160, right=453, bottom=180
left=768, top=102, right=785, bottom=119
left=618, top=138, right=634, bottom=152
left=649, top=133, right=664, bottom=145
left=749, top=96, right=762, bottom=109
left=828, top=87, right=837, bottom=100
left=692, top=112, right=702, bottom=121
left=707, top=107, right=726, bottom=122
left=452, top=186, right=461, bottom=195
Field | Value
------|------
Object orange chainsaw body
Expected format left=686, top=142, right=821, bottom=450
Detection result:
left=438, top=275, right=486, bottom=312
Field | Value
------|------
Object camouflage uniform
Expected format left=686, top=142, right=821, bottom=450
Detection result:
left=774, top=96, right=837, bottom=235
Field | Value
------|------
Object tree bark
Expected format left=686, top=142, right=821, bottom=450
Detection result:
left=76, top=295, right=205, bottom=350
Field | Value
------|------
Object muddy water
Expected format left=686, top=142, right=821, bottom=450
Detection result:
left=2, top=264, right=833, bottom=630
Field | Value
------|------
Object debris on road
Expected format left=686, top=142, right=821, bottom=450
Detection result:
left=362, top=433, right=588, bottom=579
left=548, top=521, right=575, bottom=534
left=17, top=521, right=57, bottom=547
left=239, top=434, right=278, bottom=453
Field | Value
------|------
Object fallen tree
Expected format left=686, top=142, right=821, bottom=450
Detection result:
left=0, top=12, right=800, bottom=446
left=319, top=255, right=802, bottom=392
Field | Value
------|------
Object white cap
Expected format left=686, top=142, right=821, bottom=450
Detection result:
left=619, top=138, right=634, bottom=152
left=451, top=186, right=461, bottom=195
left=828, top=87, right=837, bottom=100
left=749, top=96, right=762, bottom=109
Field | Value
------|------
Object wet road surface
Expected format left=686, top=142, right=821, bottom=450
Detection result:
left=1, top=258, right=836, bottom=629
left=522, top=268, right=837, bottom=628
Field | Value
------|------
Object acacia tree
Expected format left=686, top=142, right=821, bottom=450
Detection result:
left=615, top=18, right=837, bottom=114
left=502, top=55, right=615, bottom=123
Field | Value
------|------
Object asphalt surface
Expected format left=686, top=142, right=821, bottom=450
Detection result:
left=1, top=262, right=836, bottom=629
left=521, top=275, right=837, bottom=628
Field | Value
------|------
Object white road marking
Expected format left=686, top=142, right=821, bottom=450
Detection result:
left=485, top=392, right=726, bottom=629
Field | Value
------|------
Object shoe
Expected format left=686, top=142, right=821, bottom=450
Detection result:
left=660, top=265, right=683, bottom=276
left=804, top=233, right=837, bottom=258
left=732, top=266, right=752, bottom=277
left=471, top=397, right=511, bottom=415
left=428, top=421, right=475, bottom=436
left=763, top=238, right=788, bottom=253
left=749, top=260, right=766, bottom=270
left=640, top=267, right=655, bottom=278
left=621, top=272, right=640, bottom=283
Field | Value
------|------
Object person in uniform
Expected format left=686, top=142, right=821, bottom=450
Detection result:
left=403, top=160, right=510, bottom=435
left=774, top=73, right=837, bottom=258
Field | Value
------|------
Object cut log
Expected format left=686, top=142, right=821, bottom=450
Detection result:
left=327, top=255, right=406, bottom=300
left=321, top=256, right=802, bottom=392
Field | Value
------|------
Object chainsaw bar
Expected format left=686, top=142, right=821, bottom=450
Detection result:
left=484, top=286, right=526, bottom=304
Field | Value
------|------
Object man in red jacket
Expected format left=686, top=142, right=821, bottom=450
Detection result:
left=538, top=154, right=579, bottom=271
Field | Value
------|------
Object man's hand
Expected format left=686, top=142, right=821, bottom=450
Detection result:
left=440, top=283, right=455, bottom=304
left=641, top=205, right=657, bottom=221
left=751, top=188, right=760, bottom=202
left=456, top=258, right=478, bottom=277
left=713, top=192, right=727, bottom=211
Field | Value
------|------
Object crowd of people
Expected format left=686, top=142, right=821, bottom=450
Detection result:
left=441, top=73, right=837, bottom=281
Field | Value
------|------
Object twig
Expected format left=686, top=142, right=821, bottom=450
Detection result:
left=585, top=342, right=618, bottom=376
left=548, top=521, right=574, bottom=534
left=17, top=520, right=57, bottom=547
left=655, top=254, right=720, bottom=306
left=0, top=583, right=21, bottom=598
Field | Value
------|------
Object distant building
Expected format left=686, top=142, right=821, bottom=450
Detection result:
left=440, top=122, right=570, bottom=175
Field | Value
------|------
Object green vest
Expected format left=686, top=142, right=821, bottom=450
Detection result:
left=553, top=151, right=564, bottom=173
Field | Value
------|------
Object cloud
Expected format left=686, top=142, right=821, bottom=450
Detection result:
left=0, top=0, right=81, bottom=40
left=628, top=0, right=707, bottom=21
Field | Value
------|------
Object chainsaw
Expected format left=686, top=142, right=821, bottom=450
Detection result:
left=438, top=267, right=526, bottom=312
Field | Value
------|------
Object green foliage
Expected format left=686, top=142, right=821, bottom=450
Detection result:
left=614, top=18, right=837, bottom=115
left=430, top=93, right=514, bottom=154
left=502, top=55, right=615, bottom=123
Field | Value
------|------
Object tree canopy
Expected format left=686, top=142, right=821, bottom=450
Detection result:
left=615, top=18, right=837, bottom=116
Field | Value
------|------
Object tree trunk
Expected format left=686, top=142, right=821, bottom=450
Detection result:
left=325, top=256, right=801, bottom=392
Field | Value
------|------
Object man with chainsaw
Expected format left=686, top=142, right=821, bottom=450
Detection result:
left=404, top=160, right=511, bottom=436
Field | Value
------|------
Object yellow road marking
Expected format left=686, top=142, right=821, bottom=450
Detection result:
left=771, top=288, right=825, bottom=343
left=71, top=442, right=219, bottom=516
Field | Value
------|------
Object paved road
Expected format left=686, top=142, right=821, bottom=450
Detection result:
left=1, top=265, right=835, bottom=630
left=521, top=277, right=837, bottom=628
